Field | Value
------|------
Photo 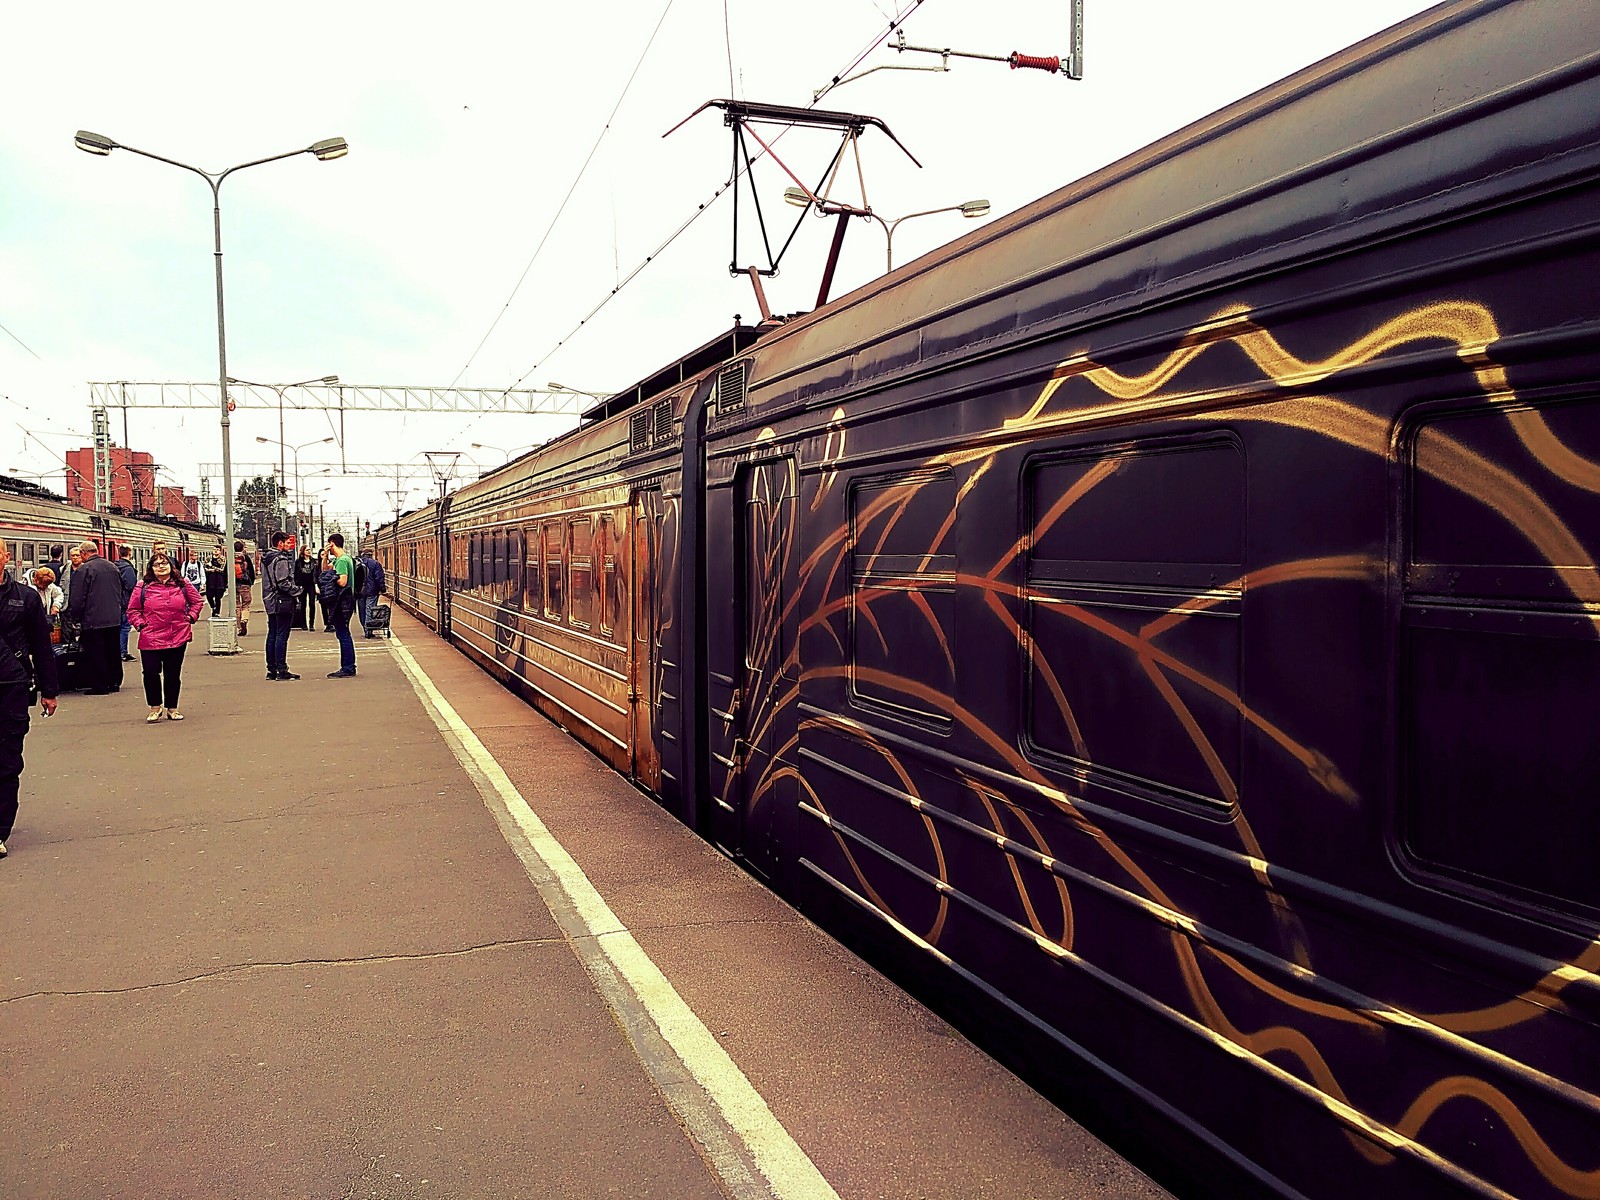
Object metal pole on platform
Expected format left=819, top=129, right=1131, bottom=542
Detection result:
left=74, top=129, right=348, bottom=654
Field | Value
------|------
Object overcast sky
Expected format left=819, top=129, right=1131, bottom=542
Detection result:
left=1, top=0, right=1436, bottom=527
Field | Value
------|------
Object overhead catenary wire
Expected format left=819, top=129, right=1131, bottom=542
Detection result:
left=446, top=0, right=680, bottom=391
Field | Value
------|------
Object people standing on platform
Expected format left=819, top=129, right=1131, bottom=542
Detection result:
left=325, top=533, right=357, bottom=678
left=30, top=568, right=64, bottom=631
left=42, top=547, right=66, bottom=596
left=181, top=554, right=203, bottom=592
left=261, top=531, right=303, bottom=682
left=115, top=544, right=137, bottom=662
left=0, top=541, right=60, bottom=859
left=66, top=540, right=123, bottom=695
left=127, top=553, right=202, bottom=723
left=233, top=540, right=255, bottom=636
left=356, top=549, right=385, bottom=637
left=316, top=550, right=338, bottom=632
left=292, top=545, right=318, bottom=631
left=64, top=546, right=83, bottom=598
left=203, top=547, right=227, bottom=617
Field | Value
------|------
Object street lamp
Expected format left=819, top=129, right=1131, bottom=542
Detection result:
left=470, top=441, right=536, bottom=464
left=75, top=129, right=349, bottom=654
left=546, top=382, right=612, bottom=400
left=784, top=187, right=990, bottom=272
left=255, top=434, right=335, bottom=529
left=231, top=374, right=339, bottom=512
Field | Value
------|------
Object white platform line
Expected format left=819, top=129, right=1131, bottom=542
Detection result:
left=389, top=633, right=839, bottom=1200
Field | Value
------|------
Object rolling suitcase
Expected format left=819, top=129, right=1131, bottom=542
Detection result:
left=366, top=602, right=392, bottom=638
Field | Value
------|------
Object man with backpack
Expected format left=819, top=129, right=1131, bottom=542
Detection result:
left=115, top=544, right=137, bottom=662
left=355, top=549, right=385, bottom=637
left=233, top=540, right=256, bottom=636
left=260, top=531, right=303, bottom=681
left=324, top=533, right=357, bottom=679
left=0, top=540, right=60, bottom=859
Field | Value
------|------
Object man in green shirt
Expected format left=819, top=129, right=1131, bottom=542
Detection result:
left=326, top=533, right=357, bottom=678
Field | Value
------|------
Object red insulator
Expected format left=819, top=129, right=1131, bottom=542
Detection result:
left=1009, top=52, right=1061, bottom=73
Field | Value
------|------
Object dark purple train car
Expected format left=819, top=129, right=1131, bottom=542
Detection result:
left=380, top=2, right=1600, bottom=1195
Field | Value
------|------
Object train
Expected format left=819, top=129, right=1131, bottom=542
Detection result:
left=373, top=4, right=1600, bottom=1197
left=0, top=476, right=226, bottom=583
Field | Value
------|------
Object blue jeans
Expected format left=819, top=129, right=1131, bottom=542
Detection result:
left=357, top=594, right=375, bottom=634
left=333, top=604, right=356, bottom=673
left=120, top=617, right=131, bottom=657
left=266, top=612, right=292, bottom=675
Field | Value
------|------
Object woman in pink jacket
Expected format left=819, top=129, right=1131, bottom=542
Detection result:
left=127, top=553, right=203, bottom=723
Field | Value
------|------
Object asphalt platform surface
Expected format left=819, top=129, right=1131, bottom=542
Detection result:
left=0, top=601, right=1170, bottom=1200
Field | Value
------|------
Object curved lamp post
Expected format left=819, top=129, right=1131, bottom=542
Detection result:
left=256, top=434, right=335, bottom=532
left=783, top=187, right=990, bottom=272
left=231, top=374, right=339, bottom=518
left=74, top=129, right=348, bottom=654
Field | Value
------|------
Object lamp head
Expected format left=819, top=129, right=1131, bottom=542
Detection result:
left=255, top=436, right=270, bottom=445
left=320, top=375, right=339, bottom=385
left=960, top=199, right=992, bottom=218
left=308, top=137, right=349, bottom=162
left=74, top=130, right=116, bottom=156
left=783, top=187, right=812, bottom=209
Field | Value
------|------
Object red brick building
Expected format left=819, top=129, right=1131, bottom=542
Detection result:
left=64, top=446, right=200, bottom=520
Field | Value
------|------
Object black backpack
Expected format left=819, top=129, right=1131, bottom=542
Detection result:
left=353, top=557, right=368, bottom=595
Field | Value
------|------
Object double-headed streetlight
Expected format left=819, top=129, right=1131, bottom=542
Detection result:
left=256, top=435, right=335, bottom=532
left=546, top=381, right=611, bottom=400
left=231, top=374, right=339, bottom=514
left=74, top=129, right=348, bottom=654
left=783, top=187, right=990, bottom=272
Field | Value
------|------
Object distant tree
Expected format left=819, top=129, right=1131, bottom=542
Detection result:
left=234, top=475, right=285, bottom=546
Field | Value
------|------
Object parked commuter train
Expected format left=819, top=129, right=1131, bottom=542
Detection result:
left=0, top=478, right=222, bottom=581
left=377, top=4, right=1600, bottom=1196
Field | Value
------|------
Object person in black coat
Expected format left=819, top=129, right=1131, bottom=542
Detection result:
left=203, top=549, right=227, bottom=617
left=292, top=545, right=318, bottom=630
left=0, top=540, right=60, bottom=858
left=64, top=540, right=123, bottom=694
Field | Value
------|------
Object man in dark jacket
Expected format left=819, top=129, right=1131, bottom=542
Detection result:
left=115, top=543, right=137, bottom=662
left=356, top=550, right=386, bottom=637
left=260, top=532, right=303, bottom=681
left=0, top=540, right=60, bottom=858
left=66, top=540, right=124, bottom=694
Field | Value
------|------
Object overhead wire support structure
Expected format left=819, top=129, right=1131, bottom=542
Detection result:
left=664, top=99, right=921, bottom=312
left=86, top=382, right=585, bottom=416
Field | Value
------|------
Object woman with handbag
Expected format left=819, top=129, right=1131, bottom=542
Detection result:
left=127, top=553, right=203, bottom=723
left=203, top=549, right=227, bottom=618
left=30, top=567, right=65, bottom=629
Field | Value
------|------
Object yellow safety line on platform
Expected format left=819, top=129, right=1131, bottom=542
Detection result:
left=388, top=634, right=840, bottom=1200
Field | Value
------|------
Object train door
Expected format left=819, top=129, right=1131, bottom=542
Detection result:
left=631, top=490, right=663, bottom=791
left=708, top=458, right=797, bottom=881
left=437, top=512, right=452, bottom=638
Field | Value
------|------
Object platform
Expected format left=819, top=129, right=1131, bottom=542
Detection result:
left=0, top=605, right=1171, bottom=1200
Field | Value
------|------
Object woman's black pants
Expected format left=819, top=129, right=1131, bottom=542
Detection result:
left=140, top=645, right=187, bottom=709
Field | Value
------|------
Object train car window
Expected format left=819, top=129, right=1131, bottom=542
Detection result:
left=494, top=529, right=508, bottom=587
left=849, top=469, right=957, bottom=726
left=634, top=512, right=653, bottom=650
left=543, top=522, right=564, bottom=619
left=468, top=533, right=478, bottom=589
left=1402, top=398, right=1600, bottom=920
left=1025, top=438, right=1244, bottom=808
left=526, top=526, right=543, bottom=615
left=569, top=516, right=594, bottom=629
left=598, top=514, right=624, bottom=641
left=22, top=543, right=35, bottom=565
left=510, top=529, right=524, bottom=604
left=5, top=542, right=16, bottom=562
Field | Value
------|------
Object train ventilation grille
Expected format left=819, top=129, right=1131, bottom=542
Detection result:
left=652, top=399, right=673, bottom=442
left=629, top=409, right=653, bottom=452
left=717, top=361, right=748, bottom=415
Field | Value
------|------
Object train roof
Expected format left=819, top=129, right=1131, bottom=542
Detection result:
left=739, top=0, right=1599, bottom=408
left=580, top=323, right=771, bottom=423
